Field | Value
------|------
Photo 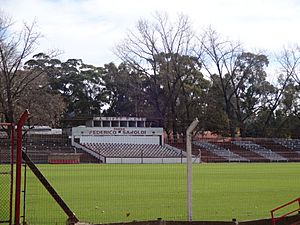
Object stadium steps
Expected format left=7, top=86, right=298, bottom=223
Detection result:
left=254, top=139, right=300, bottom=162
left=81, top=143, right=183, bottom=158
left=168, top=142, right=226, bottom=162
left=193, top=141, right=249, bottom=162
left=22, top=134, right=98, bottom=163
left=27, top=134, right=70, bottom=146
left=273, top=139, right=300, bottom=154
left=212, top=141, right=267, bottom=162
left=232, top=140, right=288, bottom=162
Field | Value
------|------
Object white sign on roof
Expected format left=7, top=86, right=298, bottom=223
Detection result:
left=72, top=126, right=163, bottom=136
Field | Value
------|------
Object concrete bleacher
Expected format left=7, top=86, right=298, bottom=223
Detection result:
left=232, top=140, right=288, bottom=162
left=24, top=134, right=99, bottom=163
left=27, top=134, right=70, bottom=147
left=193, top=141, right=249, bottom=162
left=25, top=145, right=74, bottom=163
left=80, top=142, right=186, bottom=163
left=273, top=139, right=300, bottom=153
left=210, top=141, right=267, bottom=162
left=167, top=142, right=228, bottom=162
left=3, top=128, right=300, bottom=164
left=254, top=139, right=300, bottom=162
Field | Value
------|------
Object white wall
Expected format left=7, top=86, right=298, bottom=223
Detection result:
left=105, top=157, right=200, bottom=164
left=80, top=136, right=160, bottom=145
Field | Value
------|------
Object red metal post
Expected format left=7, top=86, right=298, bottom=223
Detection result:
left=14, top=110, right=30, bottom=225
left=271, top=211, right=275, bottom=225
left=270, top=197, right=300, bottom=225
left=9, top=124, right=14, bottom=225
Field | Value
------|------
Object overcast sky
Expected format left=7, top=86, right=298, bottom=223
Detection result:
left=2, top=0, right=300, bottom=67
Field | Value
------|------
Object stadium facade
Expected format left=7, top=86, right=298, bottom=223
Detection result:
left=71, top=117, right=194, bottom=164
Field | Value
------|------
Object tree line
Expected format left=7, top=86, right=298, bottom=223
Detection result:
left=1, top=12, right=300, bottom=138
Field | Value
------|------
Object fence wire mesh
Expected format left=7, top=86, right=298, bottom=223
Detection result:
left=22, top=133, right=187, bottom=225
left=0, top=165, right=11, bottom=224
left=23, top=164, right=185, bottom=225
left=0, top=131, right=13, bottom=225
left=20, top=133, right=300, bottom=225
left=22, top=166, right=67, bottom=225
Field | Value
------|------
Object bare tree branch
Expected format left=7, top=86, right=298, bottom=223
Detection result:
left=0, top=12, right=41, bottom=124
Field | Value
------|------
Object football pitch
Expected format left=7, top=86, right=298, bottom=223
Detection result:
left=23, top=163, right=300, bottom=224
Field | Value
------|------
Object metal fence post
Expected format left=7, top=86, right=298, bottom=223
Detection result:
left=14, top=110, right=30, bottom=225
left=186, top=118, right=199, bottom=222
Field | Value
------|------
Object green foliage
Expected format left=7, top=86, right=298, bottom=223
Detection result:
left=24, top=48, right=300, bottom=137
left=101, top=53, right=211, bottom=138
left=2, top=11, right=300, bottom=137
left=27, top=54, right=108, bottom=118
left=101, top=62, right=151, bottom=117
left=151, top=53, right=210, bottom=134
left=19, top=14, right=300, bottom=137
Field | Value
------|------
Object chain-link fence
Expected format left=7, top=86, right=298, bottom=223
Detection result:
left=19, top=132, right=300, bottom=225
left=0, top=125, right=14, bottom=225
left=21, top=132, right=187, bottom=225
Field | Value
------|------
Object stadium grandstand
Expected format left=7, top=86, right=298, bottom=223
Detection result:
left=2, top=118, right=300, bottom=164
left=71, top=116, right=193, bottom=163
left=167, top=138, right=300, bottom=162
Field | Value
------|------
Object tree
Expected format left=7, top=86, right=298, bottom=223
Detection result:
left=278, top=45, right=300, bottom=86
left=253, top=46, right=300, bottom=136
left=115, top=12, right=208, bottom=140
left=276, top=46, right=300, bottom=123
left=0, top=13, right=65, bottom=129
left=101, top=62, right=151, bottom=117
left=0, top=12, right=42, bottom=125
left=26, top=53, right=107, bottom=118
left=198, top=28, right=270, bottom=137
left=233, top=52, right=270, bottom=136
left=153, top=53, right=209, bottom=138
left=198, top=28, right=242, bottom=136
left=274, top=82, right=300, bottom=138
left=255, top=46, right=300, bottom=137
left=14, top=72, right=66, bottom=127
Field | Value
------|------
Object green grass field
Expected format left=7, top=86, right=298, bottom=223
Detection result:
left=21, top=163, right=300, bottom=225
